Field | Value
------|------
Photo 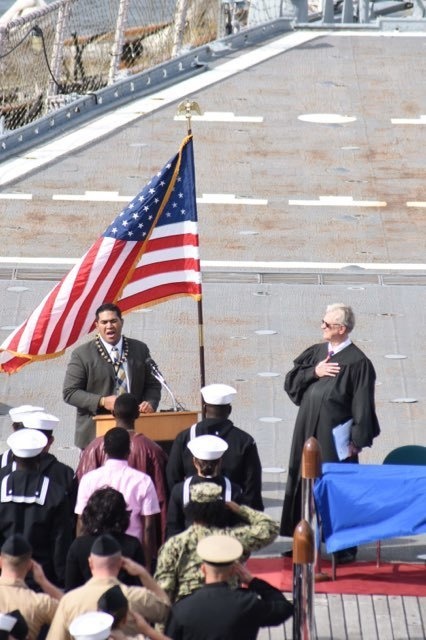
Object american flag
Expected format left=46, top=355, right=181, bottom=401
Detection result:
left=0, top=135, right=202, bottom=374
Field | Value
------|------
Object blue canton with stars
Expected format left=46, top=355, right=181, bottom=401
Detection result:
left=103, top=137, right=197, bottom=241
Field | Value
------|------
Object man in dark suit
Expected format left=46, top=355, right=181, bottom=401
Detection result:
left=165, top=534, right=293, bottom=639
left=63, top=302, right=161, bottom=449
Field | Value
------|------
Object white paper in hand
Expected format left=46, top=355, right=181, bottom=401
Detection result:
left=332, top=418, right=353, bottom=461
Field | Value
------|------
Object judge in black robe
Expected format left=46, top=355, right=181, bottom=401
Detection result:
left=280, top=304, right=380, bottom=538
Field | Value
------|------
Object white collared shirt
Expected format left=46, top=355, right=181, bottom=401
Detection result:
left=328, top=338, right=352, bottom=355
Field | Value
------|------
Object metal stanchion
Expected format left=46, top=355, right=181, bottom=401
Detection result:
left=301, top=437, right=321, bottom=523
left=301, top=437, right=331, bottom=582
left=292, top=519, right=314, bottom=640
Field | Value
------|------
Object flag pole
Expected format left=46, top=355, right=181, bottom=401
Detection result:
left=177, top=100, right=206, bottom=413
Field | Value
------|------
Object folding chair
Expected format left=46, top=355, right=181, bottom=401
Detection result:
left=376, top=445, right=426, bottom=566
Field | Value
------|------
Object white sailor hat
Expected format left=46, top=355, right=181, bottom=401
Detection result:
left=7, top=429, right=48, bottom=458
left=187, top=434, right=228, bottom=460
left=22, top=411, right=59, bottom=431
left=201, top=384, right=237, bottom=406
left=8, top=405, right=45, bottom=423
left=68, top=611, right=114, bottom=640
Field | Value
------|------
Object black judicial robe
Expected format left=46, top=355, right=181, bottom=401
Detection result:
left=280, top=341, right=380, bottom=536
left=166, top=418, right=264, bottom=511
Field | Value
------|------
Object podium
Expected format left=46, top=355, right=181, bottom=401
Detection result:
left=94, top=410, right=199, bottom=442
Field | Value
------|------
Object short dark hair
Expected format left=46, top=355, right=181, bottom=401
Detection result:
left=204, top=404, right=232, bottom=420
left=95, top=303, right=122, bottom=320
left=11, top=422, right=25, bottom=431
left=113, top=394, right=139, bottom=423
left=104, top=427, right=130, bottom=459
left=81, top=487, right=130, bottom=535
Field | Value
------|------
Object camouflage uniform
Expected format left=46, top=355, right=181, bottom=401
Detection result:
left=154, top=486, right=278, bottom=603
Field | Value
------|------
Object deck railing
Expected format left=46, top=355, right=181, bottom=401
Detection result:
left=0, top=0, right=424, bottom=141
left=0, top=0, right=293, bottom=133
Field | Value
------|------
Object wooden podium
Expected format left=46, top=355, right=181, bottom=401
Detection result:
left=94, top=410, right=199, bottom=442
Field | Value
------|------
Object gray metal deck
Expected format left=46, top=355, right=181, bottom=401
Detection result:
left=0, top=26, right=425, bottom=638
left=259, top=593, right=426, bottom=639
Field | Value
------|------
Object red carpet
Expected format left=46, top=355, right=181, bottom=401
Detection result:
left=246, top=557, right=426, bottom=597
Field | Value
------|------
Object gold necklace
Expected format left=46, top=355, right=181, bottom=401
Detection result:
left=95, top=335, right=129, bottom=365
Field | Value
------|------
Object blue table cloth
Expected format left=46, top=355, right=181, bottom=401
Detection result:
left=314, top=463, right=426, bottom=553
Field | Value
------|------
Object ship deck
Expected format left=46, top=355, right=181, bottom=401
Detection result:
left=0, top=25, right=425, bottom=638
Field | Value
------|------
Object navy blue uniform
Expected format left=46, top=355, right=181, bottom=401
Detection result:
left=0, top=469, right=72, bottom=587
left=166, top=418, right=264, bottom=511
left=166, top=578, right=293, bottom=639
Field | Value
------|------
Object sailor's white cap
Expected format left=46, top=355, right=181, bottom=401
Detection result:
left=201, top=384, right=237, bottom=406
left=8, top=405, right=45, bottom=423
left=69, top=612, right=114, bottom=640
left=187, top=434, right=228, bottom=460
left=7, top=429, right=48, bottom=458
left=22, top=411, right=59, bottom=431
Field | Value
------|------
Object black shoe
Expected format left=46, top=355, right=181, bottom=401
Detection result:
left=281, top=549, right=293, bottom=558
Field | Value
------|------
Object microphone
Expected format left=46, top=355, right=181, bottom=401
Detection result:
left=145, top=357, right=186, bottom=412
left=145, top=357, right=164, bottom=380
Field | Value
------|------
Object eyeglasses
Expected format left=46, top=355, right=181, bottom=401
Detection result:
left=321, top=319, right=343, bottom=329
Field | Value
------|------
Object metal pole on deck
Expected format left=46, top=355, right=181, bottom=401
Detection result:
left=301, top=437, right=321, bottom=524
left=293, top=519, right=315, bottom=640
left=301, top=436, right=330, bottom=582
left=176, top=99, right=206, bottom=411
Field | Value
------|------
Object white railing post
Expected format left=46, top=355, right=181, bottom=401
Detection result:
left=47, top=0, right=73, bottom=99
left=172, top=0, right=189, bottom=58
left=108, top=0, right=130, bottom=85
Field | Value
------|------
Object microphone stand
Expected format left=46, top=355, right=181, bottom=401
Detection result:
left=150, top=368, right=186, bottom=412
